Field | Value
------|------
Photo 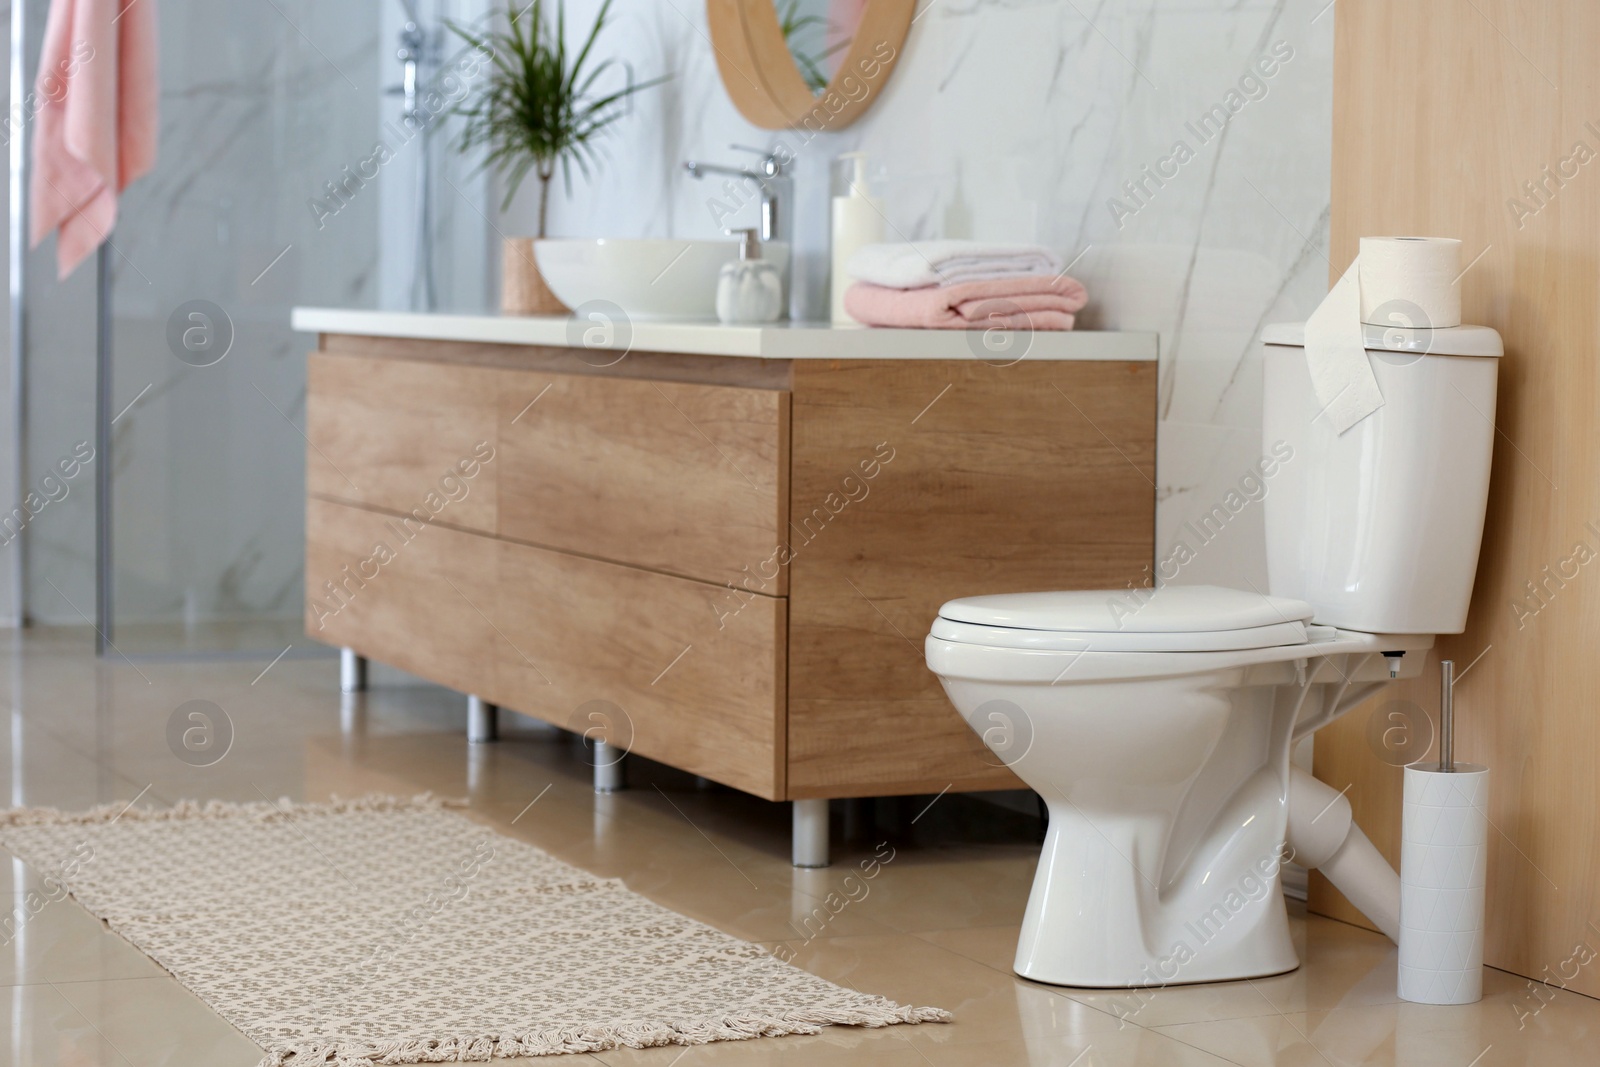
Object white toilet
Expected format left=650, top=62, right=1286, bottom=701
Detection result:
left=925, top=322, right=1503, bottom=988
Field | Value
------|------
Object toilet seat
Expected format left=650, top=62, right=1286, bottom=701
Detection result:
left=929, top=617, right=1308, bottom=653
left=934, top=585, right=1315, bottom=653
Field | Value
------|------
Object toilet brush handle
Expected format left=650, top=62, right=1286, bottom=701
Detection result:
left=1439, top=659, right=1454, bottom=772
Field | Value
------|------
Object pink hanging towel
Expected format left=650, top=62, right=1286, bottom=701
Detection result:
left=30, top=0, right=158, bottom=279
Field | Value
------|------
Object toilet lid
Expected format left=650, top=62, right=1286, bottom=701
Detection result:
left=933, top=585, right=1314, bottom=653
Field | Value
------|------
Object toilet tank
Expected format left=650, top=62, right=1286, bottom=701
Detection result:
left=1260, top=322, right=1502, bottom=634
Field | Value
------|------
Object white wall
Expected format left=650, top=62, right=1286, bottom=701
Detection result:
left=4, top=0, right=1334, bottom=629
left=506, top=0, right=1335, bottom=593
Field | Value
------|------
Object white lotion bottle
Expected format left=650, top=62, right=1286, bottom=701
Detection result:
left=830, top=152, right=885, bottom=325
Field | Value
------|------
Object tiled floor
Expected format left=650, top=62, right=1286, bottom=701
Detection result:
left=1, top=626, right=1595, bottom=1065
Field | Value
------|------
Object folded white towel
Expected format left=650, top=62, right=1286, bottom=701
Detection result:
left=847, top=240, right=1065, bottom=289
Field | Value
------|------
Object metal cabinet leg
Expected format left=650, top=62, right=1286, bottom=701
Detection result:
left=467, top=695, right=498, bottom=743
left=339, top=648, right=367, bottom=693
left=339, top=693, right=366, bottom=736
left=466, top=739, right=490, bottom=792
left=593, top=741, right=625, bottom=793
left=793, top=799, right=830, bottom=868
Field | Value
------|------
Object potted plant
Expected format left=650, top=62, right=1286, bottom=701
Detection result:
left=451, top=0, right=667, bottom=315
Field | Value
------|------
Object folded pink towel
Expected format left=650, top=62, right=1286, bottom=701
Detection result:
left=843, top=274, right=1087, bottom=330
left=30, top=0, right=159, bottom=280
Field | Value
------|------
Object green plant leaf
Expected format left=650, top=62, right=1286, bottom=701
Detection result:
left=447, top=1, right=667, bottom=228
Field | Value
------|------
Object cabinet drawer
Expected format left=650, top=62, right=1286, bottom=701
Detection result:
left=497, top=372, right=789, bottom=590
left=306, top=497, right=786, bottom=799
left=306, top=496, right=500, bottom=698
left=490, top=533, right=785, bottom=799
left=307, top=353, right=501, bottom=534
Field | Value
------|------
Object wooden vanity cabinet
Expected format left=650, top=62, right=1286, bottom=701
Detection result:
left=305, top=332, right=1156, bottom=803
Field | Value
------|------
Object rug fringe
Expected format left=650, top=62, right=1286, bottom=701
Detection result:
left=0, top=793, right=461, bottom=828
left=258, top=1004, right=952, bottom=1065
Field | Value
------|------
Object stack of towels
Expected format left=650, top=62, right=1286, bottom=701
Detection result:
left=842, top=241, right=1087, bottom=330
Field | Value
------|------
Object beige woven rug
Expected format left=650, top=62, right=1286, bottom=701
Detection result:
left=0, top=795, right=946, bottom=1065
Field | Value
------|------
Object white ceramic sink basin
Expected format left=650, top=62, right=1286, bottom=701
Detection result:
left=534, top=238, right=789, bottom=322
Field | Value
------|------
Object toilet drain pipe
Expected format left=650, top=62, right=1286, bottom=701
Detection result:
left=1285, top=766, right=1401, bottom=943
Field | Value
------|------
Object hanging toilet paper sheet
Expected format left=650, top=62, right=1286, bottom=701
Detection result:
left=1398, top=762, right=1489, bottom=1005
left=1301, top=236, right=1462, bottom=435
left=1303, top=260, right=1383, bottom=434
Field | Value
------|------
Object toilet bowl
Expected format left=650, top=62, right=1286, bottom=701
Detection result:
left=926, top=322, right=1503, bottom=987
left=928, top=587, right=1430, bottom=986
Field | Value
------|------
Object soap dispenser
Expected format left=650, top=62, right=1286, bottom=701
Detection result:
left=830, top=152, right=886, bottom=325
left=717, top=228, right=784, bottom=325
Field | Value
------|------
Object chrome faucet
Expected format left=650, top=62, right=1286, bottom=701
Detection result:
left=683, top=145, right=792, bottom=246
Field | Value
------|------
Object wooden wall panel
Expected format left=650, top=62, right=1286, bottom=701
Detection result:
left=1317, top=0, right=1600, bottom=996
left=785, top=359, right=1157, bottom=798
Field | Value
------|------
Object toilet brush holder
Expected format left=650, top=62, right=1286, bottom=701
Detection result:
left=1398, top=659, right=1488, bottom=1004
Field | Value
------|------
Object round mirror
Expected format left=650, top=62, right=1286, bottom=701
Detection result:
left=707, top=0, right=914, bottom=131
left=778, top=0, right=856, bottom=91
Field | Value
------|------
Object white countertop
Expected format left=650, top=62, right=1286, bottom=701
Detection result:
left=291, top=308, right=1158, bottom=362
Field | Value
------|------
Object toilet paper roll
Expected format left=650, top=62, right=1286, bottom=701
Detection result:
left=1300, top=235, right=1463, bottom=436
left=1398, top=762, right=1489, bottom=1005
left=1359, top=236, right=1462, bottom=329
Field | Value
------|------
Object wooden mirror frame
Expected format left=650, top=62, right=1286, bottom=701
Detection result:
left=707, top=0, right=914, bottom=132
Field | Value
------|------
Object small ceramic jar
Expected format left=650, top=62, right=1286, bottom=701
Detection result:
left=716, top=228, right=783, bottom=324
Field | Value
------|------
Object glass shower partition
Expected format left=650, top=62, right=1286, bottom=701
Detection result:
left=103, top=2, right=385, bottom=654
left=9, top=0, right=491, bottom=655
